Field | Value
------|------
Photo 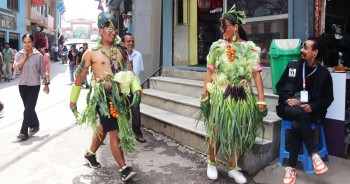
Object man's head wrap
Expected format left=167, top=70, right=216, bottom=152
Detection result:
left=97, top=11, right=118, bottom=29
left=221, top=5, right=246, bottom=25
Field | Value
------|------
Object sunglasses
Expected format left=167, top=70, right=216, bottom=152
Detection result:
left=107, top=27, right=118, bottom=33
left=300, top=42, right=308, bottom=50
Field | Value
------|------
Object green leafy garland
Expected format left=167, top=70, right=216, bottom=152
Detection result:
left=221, top=4, right=246, bottom=25
left=77, top=74, right=137, bottom=153
left=76, top=42, right=138, bottom=153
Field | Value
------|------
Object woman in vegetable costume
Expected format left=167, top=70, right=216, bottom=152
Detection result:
left=200, top=6, right=267, bottom=183
left=69, top=12, right=141, bottom=182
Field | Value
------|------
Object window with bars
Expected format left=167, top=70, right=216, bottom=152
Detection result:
left=225, top=0, right=289, bottom=66
left=7, top=0, right=18, bottom=12
left=48, top=6, right=51, bottom=16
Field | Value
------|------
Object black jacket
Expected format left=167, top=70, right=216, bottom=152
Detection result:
left=276, top=60, right=334, bottom=121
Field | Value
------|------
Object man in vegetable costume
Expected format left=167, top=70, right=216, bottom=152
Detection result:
left=200, top=5, right=267, bottom=184
left=69, top=11, right=141, bottom=182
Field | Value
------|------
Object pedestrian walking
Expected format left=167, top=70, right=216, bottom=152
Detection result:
left=76, top=43, right=89, bottom=88
left=2, top=43, right=14, bottom=82
left=122, top=33, right=146, bottom=142
left=51, top=44, right=59, bottom=62
left=13, top=34, right=50, bottom=141
left=200, top=5, right=267, bottom=183
left=11, top=49, right=17, bottom=80
left=43, top=48, right=51, bottom=85
left=68, top=44, right=77, bottom=84
left=69, top=11, right=141, bottom=182
left=123, top=11, right=133, bottom=34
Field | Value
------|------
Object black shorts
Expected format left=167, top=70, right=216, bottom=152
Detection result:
left=96, top=105, right=119, bottom=133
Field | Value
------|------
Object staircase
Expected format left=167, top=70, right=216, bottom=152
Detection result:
left=140, top=68, right=281, bottom=174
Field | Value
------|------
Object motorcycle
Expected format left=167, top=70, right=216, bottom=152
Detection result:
left=61, top=50, right=68, bottom=64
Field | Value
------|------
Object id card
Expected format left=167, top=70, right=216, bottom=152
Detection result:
left=300, top=90, right=308, bottom=103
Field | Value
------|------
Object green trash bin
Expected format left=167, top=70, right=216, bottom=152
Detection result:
left=270, top=39, right=301, bottom=94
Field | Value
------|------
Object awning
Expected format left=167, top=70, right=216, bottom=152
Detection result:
left=31, top=0, right=45, bottom=6
left=56, top=1, right=66, bottom=14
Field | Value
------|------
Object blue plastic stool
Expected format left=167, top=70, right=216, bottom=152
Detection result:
left=277, top=119, right=331, bottom=174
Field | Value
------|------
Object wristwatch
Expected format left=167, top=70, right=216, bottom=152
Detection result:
left=285, top=98, right=291, bottom=104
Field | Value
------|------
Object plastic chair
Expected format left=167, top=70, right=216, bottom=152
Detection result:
left=278, top=119, right=331, bottom=174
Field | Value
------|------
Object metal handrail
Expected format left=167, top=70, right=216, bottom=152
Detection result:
left=141, top=66, right=163, bottom=88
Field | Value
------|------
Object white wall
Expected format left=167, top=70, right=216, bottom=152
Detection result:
left=133, top=0, right=162, bottom=83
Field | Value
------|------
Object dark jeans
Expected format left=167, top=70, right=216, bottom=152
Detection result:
left=284, top=106, right=318, bottom=167
left=19, top=85, right=40, bottom=136
left=54, top=51, right=58, bottom=61
left=129, top=95, right=142, bottom=137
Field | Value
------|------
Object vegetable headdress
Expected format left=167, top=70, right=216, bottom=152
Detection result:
left=221, top=4, right=246, bottom=25
left=98, top=11, right=118, bottom=29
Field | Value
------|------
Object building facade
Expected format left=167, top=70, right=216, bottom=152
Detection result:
left=106, top=0, right=350, bottom=81
left=0, top=0, right=26, bottom=50
left=26, top=0, right=66, bottom=49
left=108, top=0, right=162, bottom=84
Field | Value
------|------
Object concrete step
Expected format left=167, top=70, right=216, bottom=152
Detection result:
left=142, top=88, right=281, bottom=141
left=252, top=87, right=279, bottom=112
left=142, top=88, right=200, bottom=120
left=140, top=103, right=277, bottom=174
left=150, top=76, right=279, bottom=112
left=150, top=76, right=203, bottom=98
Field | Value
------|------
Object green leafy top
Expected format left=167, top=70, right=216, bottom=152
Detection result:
left=207, top=40, right=261, bottom=89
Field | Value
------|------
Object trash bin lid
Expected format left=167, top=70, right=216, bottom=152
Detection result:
left=273, top=39, right=300, bottom=50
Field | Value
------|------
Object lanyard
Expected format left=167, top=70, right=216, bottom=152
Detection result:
left=302, top=62, right=318, bottom=90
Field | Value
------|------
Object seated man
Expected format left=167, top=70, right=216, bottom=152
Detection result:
left=276, top=35, right=334, bottom=184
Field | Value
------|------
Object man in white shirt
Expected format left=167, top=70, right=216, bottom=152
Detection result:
left=122, top=33, right=146, bottom=142
left=51, top=44, right=59, bottom=62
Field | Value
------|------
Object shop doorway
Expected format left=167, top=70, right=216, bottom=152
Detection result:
left=0, top=31, right=5, bottom=47
left=9, top=32, right=19, bottom=50
left=197, top=6, right=221, bottom=65
left=324, top=0, right=350, bottom=67
left=324, top=0, right=350, bottom=159
left=0, top=31, right=5, bottom=51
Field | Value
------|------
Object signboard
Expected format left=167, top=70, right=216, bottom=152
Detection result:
left=9, top=32, right=19, bottom=40
left=31, top=0, right=45, bottom=6
left=0, top=8, right=17, bottom=30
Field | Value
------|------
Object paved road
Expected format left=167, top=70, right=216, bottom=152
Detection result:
left=0, top=62, right=258, bottom=184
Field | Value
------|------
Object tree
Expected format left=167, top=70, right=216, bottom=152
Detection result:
left=73, top=26, right=89, bottom=39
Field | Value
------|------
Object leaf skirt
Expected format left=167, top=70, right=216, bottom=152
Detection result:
left=205, top=85, right=263, bottom=164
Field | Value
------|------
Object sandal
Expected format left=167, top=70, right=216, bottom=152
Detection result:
left=29, top=127, right=40, bottom=133
left=17, top=133, right=29, bottom=141
left=136, top=137, right=147, bottom=143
